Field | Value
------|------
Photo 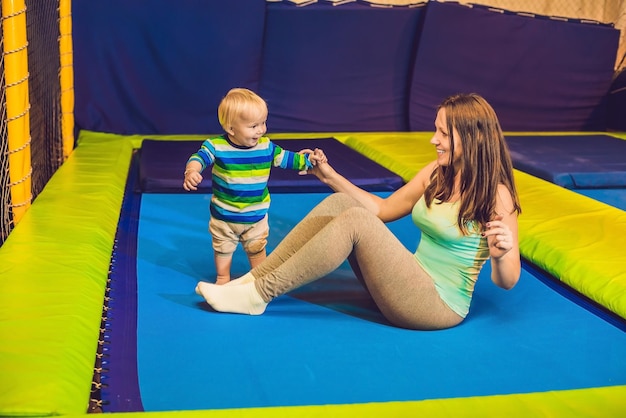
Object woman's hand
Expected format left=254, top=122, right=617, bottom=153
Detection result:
left=298, top=148, right=328, bottom=175
left=482, top=214, right=514, bottom=259
left=483, top=187, right=521, bottom=290
left=307, top=158, right=337, bottom=183
left=310, top=148, right=327, bottom=165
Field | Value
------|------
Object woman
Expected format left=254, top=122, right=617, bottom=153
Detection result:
left=195, top=93, right=522, bottom=330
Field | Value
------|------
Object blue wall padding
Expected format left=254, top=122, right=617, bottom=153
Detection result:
left=408, top=2, right=619, bottom=131
left=73, top=0, right=267, bottom=135
left=506, top=135, right=626, bottom=188
left=138, top=138, right=404, bottom=193
left=73, top=1, right=620, bottom=135
left=259, top=2, right=424, bottom=132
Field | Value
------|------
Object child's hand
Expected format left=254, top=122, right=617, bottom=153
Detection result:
left=297, top=148, right=327, bottom=175
left=183, top=169, right=203, bottom=191
left=310, top=148, right=327, bottom=165
left=298, top=148, right=327, bottom=165
left=297, top=148, right=314, bottom=175
left=298, top=148, right=314, bottom=157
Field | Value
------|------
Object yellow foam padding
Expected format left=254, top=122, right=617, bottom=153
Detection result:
left=59, top=385, right=626, bottom=418
left=338, top=132, right=626, bottom=320
left=0, top=134, right=134, bottom=416
left=1, top=130, right=624, bottom=417
left=336, top=132, right=435, bottom=181
left=514, top=171, right=626, bottom=318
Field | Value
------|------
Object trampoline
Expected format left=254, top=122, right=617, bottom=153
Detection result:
left=108, top=133, right=626, bottom=414
left=105, top=190, right=626, bottom=412
left=2, top=130, right=625, bottom=417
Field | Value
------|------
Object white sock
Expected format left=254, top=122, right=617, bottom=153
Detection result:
left=224, top=272, right=255, bottom=286
left=195, top=281, right=267, bottom=315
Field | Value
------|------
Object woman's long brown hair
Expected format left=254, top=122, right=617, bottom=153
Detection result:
left=424, top=93, right=521, bottom=234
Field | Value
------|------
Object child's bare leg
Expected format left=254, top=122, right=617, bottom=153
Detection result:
left=248, top=249, right=266, bottom=269
left=224, top=250, right=265, bottom=286
left=214, top=253, right=233, bottom=285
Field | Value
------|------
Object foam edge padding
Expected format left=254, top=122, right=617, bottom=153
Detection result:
left=338, top=132, right=434, bottom=182
left=0, top=133, right=134, bottom=416
left=58, top=385, right=626, bottom=418
left=515, top=170, right=626, bottom=320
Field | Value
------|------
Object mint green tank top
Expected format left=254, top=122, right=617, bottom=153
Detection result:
left=411, top=196, right=489, bottom=318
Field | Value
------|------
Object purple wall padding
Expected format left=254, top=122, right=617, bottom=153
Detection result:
left=72, top=1, right=620, bottom=135
left=257, top=2, right=425, bottom=132
left=608, top=68, right=626, bottom=131
left=408, top=2, right=619, bottom=131
left=73, top=0, right=267, bottom=135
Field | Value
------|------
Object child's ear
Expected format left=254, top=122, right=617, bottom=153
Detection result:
left=225, top=126, right=234, bottom=135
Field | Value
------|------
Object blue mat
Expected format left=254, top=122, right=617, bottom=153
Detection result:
left=576, top=188, right=626, bottom=211
left=104, top=192, right=626, bottom=412
left=506, top=134, right=626, bottom=189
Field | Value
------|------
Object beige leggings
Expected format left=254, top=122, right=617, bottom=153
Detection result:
left=251, top=193, right=463, bottom=330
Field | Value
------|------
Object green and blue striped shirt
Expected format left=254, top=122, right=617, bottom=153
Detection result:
left=187, top=135, right=312, bottom=224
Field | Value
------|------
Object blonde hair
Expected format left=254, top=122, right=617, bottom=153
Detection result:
left=425, top=93, right=521, bottom=234
left=217, top=88, right=268, bottom=132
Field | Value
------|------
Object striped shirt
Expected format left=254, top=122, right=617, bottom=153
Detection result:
left=187, top=135, right=312, bottom=223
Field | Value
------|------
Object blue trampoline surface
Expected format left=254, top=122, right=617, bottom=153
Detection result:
left=122, top=192, right=626, bottom=412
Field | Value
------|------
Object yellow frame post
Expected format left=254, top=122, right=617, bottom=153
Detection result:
left=59, top=0, right=74, bottom=160
left=2, top=0, right=31, bottom=224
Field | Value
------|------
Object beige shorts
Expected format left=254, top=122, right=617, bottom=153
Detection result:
left=209, top=215, right=269, bottom=257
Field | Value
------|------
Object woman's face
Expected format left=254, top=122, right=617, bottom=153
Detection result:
left=431, top=107, right=462, bottom=169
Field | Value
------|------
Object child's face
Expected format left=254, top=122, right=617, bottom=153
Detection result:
left=227, top=110, right=267, bottom=148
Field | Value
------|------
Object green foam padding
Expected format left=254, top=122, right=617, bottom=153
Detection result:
left=58, top=385, right=626, bottom=418
left=0, top=133, right=134, bottom=416
left=514, top=171, right=626, bottom=317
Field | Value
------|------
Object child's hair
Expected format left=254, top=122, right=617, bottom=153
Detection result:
left=218, top=88, right=268, bottom=131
